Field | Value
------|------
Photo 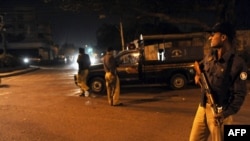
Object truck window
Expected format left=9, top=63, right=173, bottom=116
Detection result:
left=119, top=53, right=139, bottom=65
left=192, top=37, right=204, bottom=47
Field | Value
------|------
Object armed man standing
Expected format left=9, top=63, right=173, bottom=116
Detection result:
left=77, top=47, right=91, bottom=97
left=189, top=22, right=248, bottom=141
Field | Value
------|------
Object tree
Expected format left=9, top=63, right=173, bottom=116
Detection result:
left=96, top=23, right=120, bottom=51
left=44, top=0, right=238, bottom=50
left=44, top=0, right=237, bottom=26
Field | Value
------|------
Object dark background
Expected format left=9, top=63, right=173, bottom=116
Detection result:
left=1, top=0, right=250, bottom=51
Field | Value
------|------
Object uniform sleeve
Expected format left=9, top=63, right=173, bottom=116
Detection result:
left=223, top=58, right=248, bottom=118
left=77, top=55, right=81, bottom=63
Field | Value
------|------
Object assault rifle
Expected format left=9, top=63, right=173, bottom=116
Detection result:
left=194, top=61, right=222, bottom=141
left=194, top=61, right=223, bottom=122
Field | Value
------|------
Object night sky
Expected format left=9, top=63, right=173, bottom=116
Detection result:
left=39, top=8, right=120, bottom=48
left=44, top=11, right=117, bottom=47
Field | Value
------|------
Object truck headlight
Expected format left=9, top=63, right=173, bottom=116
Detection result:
left=189, top=68, right=195, bottom=74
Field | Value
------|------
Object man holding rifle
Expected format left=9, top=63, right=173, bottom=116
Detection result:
left=189, top=22, right=248, bottom=141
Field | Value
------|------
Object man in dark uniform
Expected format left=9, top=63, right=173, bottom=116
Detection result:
left=103, top=47, right=122, bottom=106
left=189, top=22, right=248, bottom=141
left=77, top=47, right=91, bottom=97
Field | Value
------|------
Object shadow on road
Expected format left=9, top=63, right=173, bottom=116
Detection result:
left=121, top=84, right=199, bottom=94
left=0, top=84, right=10, bottom=88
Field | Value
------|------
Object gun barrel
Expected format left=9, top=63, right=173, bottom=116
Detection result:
left=200, top=73, right=209, bottom=90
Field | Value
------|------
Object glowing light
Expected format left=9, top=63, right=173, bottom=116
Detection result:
left=23, top=58, right=29, bottom=63
left=87, top=48, right=93, bottom=53
left=90, top=56, right=96, bottom=64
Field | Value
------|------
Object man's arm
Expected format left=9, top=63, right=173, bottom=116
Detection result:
left=194, top=61, right=222, bottom=124
left=223, top=60, right=248, bottom=118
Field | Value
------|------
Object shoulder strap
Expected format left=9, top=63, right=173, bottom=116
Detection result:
left=227, top=54, right=234, bottom=73
left=225, top=54, right=235, bottom=84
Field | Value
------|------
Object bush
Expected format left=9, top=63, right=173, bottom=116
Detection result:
left=0, top=53, right=22, bottom=68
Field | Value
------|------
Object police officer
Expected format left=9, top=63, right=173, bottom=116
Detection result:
left=189, top=22, right=248, bottom=141
left=103, top=47, right=122, bottom=106
left=77, top=47, right=91, bottom=97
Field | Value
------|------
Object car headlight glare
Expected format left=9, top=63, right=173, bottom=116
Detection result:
left=23, top=58, right=29, bottom=63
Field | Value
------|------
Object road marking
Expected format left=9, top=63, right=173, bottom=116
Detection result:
left=0, top=92, right=10, bottom=95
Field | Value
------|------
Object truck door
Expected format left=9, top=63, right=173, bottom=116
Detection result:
left=116, top=52, right=140, bottom=83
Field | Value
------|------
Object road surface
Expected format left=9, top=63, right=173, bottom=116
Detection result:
left=0, top=67, right=250, bottom=141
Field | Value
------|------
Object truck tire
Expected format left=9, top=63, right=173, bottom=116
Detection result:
left=170, top=74, right=187, bottom=89
left=89, top=77, right=105, bottom=94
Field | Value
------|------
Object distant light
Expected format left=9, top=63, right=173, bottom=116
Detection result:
left=99, top=14, right=106, bottom=19
left=90, top=56, right=96, bottom=64
left=140, top=34, right=143, bottom=40
left=87, top=47, right=93, bottom=53
left=23, top=58, right=29, bottom=63
left=71, top=54, right=79, bottom=69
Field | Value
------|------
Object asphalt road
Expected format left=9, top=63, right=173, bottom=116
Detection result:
left=0, top=66, right=250, bottom=141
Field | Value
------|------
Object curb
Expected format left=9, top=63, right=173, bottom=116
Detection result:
left=0, top=67, right=40, bottom=78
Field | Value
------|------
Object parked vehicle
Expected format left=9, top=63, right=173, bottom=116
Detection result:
left=84, top=32, right=206, bottom=94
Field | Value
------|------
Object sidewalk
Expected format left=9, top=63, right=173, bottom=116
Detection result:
left=0, top=66, right=39, bottom=78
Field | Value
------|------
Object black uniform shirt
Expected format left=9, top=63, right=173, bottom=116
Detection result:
left=77, top=53, right=91, bottom=71
left=200, top=49, right=248, bottom=118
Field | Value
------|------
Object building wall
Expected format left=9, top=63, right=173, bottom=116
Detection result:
left=0, top=6, right=54, bottom=60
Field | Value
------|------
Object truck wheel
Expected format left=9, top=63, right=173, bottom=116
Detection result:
left=89, top=77, right=105, bottom=94
left=170, top=74, right=187, bottom=89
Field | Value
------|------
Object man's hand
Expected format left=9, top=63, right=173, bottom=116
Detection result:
left=214, top=112, right=224, bottom=126
left=194, top=74, right=200, bottom=85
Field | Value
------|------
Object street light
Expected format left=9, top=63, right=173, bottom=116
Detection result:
left=119, top=19, right=125, bottom=51
left=99, top=14, right=125, bottom=51
left=87, top=47, right=93, bottom=54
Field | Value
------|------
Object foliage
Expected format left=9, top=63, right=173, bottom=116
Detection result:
left=96, top=24, right=121, bottom=51
left=44, top=0, right=239, bottom=51
left=44, top=0, right=237, bottom=26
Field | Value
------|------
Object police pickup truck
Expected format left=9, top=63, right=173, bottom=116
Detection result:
left=86, top=32, right=207, bottom=94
